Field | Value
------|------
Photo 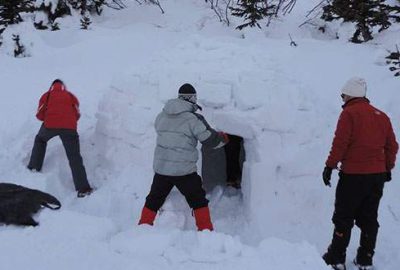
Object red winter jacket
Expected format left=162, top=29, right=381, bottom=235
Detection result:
left=36, top=82, right=81, bottom=130
left=326, top=98, right=398, bottom=174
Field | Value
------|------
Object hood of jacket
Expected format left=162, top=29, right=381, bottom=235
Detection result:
left=163, top=98, right=197, bottom=115
left=50, top=82, right=66, bottom=92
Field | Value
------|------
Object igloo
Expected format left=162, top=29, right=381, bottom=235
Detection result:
left=94, top=40, right=326, bottom=240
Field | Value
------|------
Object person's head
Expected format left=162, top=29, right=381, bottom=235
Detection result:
left=178, top=83, right=197, bottom=104
left=50, top=79, right=66, bottom=91
left=340, top=77, right=367, bottom=102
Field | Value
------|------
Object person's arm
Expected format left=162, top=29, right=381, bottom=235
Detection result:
left=326, top=110, right=353, bottom=169
left=70, top=93, right=81, bottom=120
left=190, top=114, right=227, bottom=149
left=385, top=120, right=399, bottom=171
left=35, top=92, right=49, bottom=121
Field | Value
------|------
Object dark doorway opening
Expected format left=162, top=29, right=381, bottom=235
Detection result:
left=201, top=134, right=245, bottom=192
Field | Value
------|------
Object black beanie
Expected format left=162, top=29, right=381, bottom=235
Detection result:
left=178, top=83, right=196, bottom=95
left=178, top=83, right=197, bottom=104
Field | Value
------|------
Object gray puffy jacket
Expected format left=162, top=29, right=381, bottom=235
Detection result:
left=153, top=98, right=225, bottom=176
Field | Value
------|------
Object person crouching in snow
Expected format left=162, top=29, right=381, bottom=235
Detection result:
left=27, top=79, right=93, bottom=198
left=138, top=83, right=229, bottom=231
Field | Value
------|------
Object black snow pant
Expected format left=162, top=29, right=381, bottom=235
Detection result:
left=224, top=134, right=243, bottom=185
left=144, top=172, right=209, bottom=212
left=27, top=125, right=91, bottom=192
left=327, top=172, right=385, bottom=263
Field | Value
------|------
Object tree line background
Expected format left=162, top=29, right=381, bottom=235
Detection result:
left=1, top=0, right=399, bottom=75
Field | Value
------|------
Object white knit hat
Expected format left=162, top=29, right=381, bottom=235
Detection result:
left=341, top=77, right=367, bottom=97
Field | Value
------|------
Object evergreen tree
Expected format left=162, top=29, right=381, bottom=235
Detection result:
left=89, top=0, right=106, bottom=15
left=69, top=0, right=86, bottom=14
left=0, top=27, right=4, bottom=47
left=69, top=0, right=105, bottom=15
left=322, top=0, right=400, bottom=43
left=12, top=34, right=26, bottom=57
left=0, top=0, right=33, bottom=27
left=230, top=0, right=277, bottom=30
left=34, top=0, right=105, bottom=29
left=51, top=22, right=60, bottom=31
left=386, top=45, right=400, bottom=77
left=34, top=0, right=71, bottom=27
left=80, top=12, right=91, bottom=29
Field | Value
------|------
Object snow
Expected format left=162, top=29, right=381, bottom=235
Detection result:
left=0, top=0, right=399, bottom=269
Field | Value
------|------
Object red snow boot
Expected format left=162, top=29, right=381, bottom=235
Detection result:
left=138, top=207, right=157, bottom=226
left=193, top=206, right=214, bottom=231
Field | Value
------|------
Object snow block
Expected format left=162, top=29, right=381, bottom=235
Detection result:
left=198, top=80, right=232, bottom=109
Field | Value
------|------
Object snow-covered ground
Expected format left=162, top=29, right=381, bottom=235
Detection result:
left=0, top=1, right=399, bottom=269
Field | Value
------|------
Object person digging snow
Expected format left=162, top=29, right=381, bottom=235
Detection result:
left=322, top=77, right=398, bottom=270
left=27, top=79, right=93, bottom=198
left=138, top=83, right=229, bottom=231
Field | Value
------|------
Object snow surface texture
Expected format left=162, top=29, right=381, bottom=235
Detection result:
left=0, top=0, right=399, bottom=269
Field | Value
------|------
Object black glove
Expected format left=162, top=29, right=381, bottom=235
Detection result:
left=386, top=171, right=392, bottom=182
left=322, top=166, right=333, bottom=187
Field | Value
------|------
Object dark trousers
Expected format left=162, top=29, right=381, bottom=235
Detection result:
left=224, top=134, right=243, bottom=184
left=328, top=172, right=385, bottom=261
left=28, top=125, right=90, bottom=191
left=144, top=172, right=209, bottom=212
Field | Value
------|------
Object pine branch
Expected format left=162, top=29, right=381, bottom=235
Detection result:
left=105, top=0, right=127, bottom=10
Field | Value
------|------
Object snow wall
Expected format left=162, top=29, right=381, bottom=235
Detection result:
left=89, top=24, right=400, bottom=254
left=94, top=36, right=333, bottom=242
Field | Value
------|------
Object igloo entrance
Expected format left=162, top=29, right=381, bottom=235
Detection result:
left=201, top=133, right=246, bottom=192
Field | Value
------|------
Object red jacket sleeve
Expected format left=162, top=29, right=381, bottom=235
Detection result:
left=70, top=93, right=81, bottom=120
left=326, top=110, right=353, bottom=169
left=35, top=92, right=49, bottom=121
left=385, top=120, right=399, bottom=171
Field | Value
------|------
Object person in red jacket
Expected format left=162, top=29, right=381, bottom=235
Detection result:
left=322, top=77, right=398, bottom=270
left=27, top=79, right=93, bottom=198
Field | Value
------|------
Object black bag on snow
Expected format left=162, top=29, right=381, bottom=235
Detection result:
left=0, top=183, right=61, bottom=226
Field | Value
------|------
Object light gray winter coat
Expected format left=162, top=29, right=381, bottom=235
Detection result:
left=153, top=98, right=224, bottom=176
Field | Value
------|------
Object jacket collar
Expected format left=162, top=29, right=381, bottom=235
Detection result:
left=342, top=97, right=370, bottom=109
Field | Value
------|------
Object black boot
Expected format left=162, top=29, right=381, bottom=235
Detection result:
left=354, top=246, right=374, bottom=270
left=323, top=228, right=351, bottom=270
left=353, top=228, right=377, bottom=269
left=323, top=247, right=346, bottom=270
left=322, top=251, right=346, bottom=270
left=353, top=255, right=374, bottom=270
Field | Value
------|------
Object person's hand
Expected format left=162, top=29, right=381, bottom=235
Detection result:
left=322, top=166, right=333, bottom=187
left=386, top=171, right=392, bottom=182
left=218, top=132, right=229, bottom=144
